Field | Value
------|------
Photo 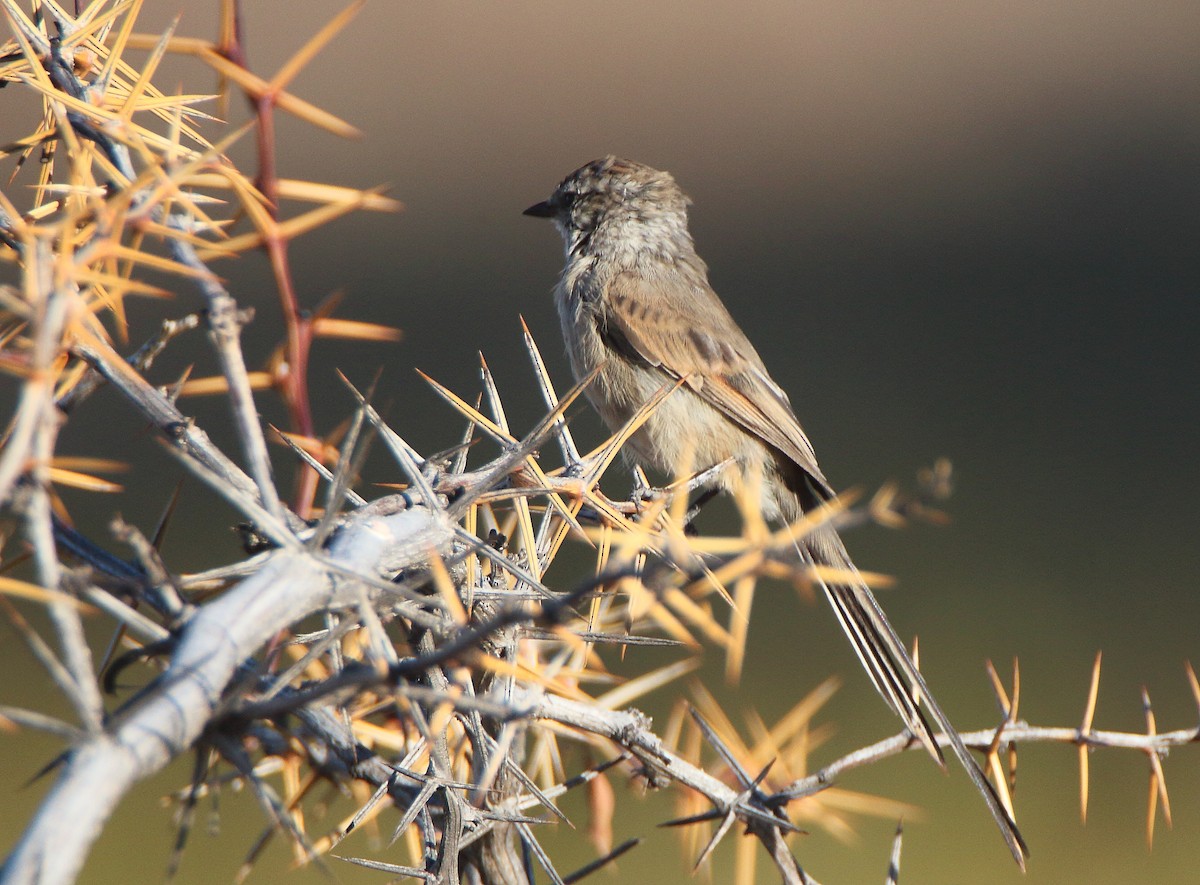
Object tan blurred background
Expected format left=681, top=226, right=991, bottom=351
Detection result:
left=3, top=1, right=1200, bottom=882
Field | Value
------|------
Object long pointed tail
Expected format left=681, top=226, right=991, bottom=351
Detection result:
left=801, top=526, right=1029, bottom=869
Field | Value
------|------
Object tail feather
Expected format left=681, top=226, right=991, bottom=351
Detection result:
left=801, top=526, right=1029, bottom=869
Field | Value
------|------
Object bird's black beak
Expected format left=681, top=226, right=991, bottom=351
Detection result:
left=523, top=200, right=555, bottom=218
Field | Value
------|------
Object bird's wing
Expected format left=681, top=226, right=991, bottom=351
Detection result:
left=602, top=268, right=832, bottom=494
left=600, top=269, right=1029, bottom=867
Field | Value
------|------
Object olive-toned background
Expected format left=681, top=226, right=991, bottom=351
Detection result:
left=3, top=1, right=1199, bottom=882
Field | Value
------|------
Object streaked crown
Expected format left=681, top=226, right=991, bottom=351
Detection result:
left=525, top=156, right=694, bottom=260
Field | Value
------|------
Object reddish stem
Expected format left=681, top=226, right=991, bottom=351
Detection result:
left=219, top=3, right=319, bottom=517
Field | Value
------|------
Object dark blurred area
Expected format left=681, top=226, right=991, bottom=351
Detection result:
left=2, top=1, right=1199, bottom=882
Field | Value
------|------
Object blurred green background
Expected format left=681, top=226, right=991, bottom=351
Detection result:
left=3, top=0, right=1199, bottom=881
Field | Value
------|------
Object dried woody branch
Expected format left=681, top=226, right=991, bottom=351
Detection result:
left=0, top=4, right=1195, bottom=885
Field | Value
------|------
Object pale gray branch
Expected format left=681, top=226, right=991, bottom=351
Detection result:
left=0, top=501, right=454, bottom=885
left=772, top=721, right=1200, bottom=804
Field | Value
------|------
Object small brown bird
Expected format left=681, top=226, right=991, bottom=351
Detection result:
left=525, top=156, right=1027, bottom=866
